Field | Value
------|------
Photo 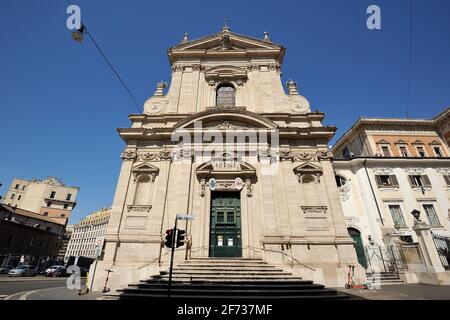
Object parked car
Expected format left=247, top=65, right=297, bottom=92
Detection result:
left=45, top=265, right=67, bottom=277
left=8, top=265, right=37, bottom=277
left=0, top=265, right=14, bottom=274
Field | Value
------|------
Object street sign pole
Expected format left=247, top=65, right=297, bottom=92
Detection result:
left=167, top=216, right=178, bottom=298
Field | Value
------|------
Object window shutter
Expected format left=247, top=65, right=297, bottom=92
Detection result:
left=444, top=175, right=450, bottom=186
left=390, top=175, right=399, bottom=187
left=375, top=175, right=382, bottom=188
left=408, top=175, right=416, bottom=187
left=422, top=175, right=431, bottom=187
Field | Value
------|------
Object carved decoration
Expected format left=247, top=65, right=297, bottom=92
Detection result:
left=217, top=121, right=231, bottom=130
left=316, top=150, right=333, bottom=160
left=301, top=206, right=328, bottom=215
left=171, top=65, right=185, bottom=72
left=245, top=179, right=253, bottom=197
left=373, top=168, right=394, bottom=175
left=139, top=152, right=160, bottom=161
left=436, top=168, right=450, bottom=175
left=199, top=179, right=206, bottom=197
left=405, top=167, right=424, bottom=175
left=121, top=151, right=137, bottom=161
left=126, top=205, right=152, bottom=213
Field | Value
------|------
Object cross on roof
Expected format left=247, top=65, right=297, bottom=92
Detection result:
left=221, top=17, right=232, bottom=31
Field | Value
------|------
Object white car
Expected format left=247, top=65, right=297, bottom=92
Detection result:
left=8, top=265, right=37, bottom=277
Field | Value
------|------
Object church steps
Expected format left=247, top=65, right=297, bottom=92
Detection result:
left=117, top=259, right=350, bottom=300
left=120, top=288, right=339, bottom=297
left=135, top=281, right=318, bottom=288
left=119, top=293, right=349, bottom=300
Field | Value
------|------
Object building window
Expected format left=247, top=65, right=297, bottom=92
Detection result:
left=22, top=185, right=25, bottom=190
left=423, top=204, right=440, bottom=227
left=408, top=175, right=431, bottom=188
left=50, top=191, right=56, bottom=198
left=399, top=146, right=409, bottom=157
left=66, top=194, right=72, bottom=201
left=375, top=175, right=399, bottom=188
left=216, top=83, right=235, bottom=107
left=63, top=204, right=69, bottom=209
left=443, top=175, right=450, bottom=186
left=381, top=146, right=391, bottom=157
left=335, top=175, right=347, bottom=187
left=47, top=202, right=52, bottom=207
left=61, top=214, right=66, bottom=218
left=416, top=146, right=426, bottom=157
left=15, top=184, right=19, bottom=189
left=17, top=195, right=21, bottom=200
left=10, top=194, right=15, bottom=200
left=43, top=212, right=49, bottom=216
left=433, top=146, right=443, bottom=157
left=388, top=205, right=407, bottom=228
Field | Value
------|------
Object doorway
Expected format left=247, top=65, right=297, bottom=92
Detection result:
left=209, top=191, right=242, bottom=257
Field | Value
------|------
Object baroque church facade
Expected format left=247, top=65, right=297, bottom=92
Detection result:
left=91, top=27, right=364, bottom=291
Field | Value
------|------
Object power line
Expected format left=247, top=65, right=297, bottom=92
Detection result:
left=82, top=24, right=142, bottom=113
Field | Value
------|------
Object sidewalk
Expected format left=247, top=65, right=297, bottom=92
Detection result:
left=336, top=284, right=450, bottom=300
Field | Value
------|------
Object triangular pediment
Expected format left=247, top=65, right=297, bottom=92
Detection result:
left=293, top=161, right=322, bottom=174
left=132, top=162, right=159, bottom=173
left=171, top=31, right=282, bottom=51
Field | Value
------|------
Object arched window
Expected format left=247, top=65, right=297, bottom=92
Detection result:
left=216, top=83, right=235, bottom=107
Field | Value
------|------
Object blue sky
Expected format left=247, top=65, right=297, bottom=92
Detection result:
left=1, top=0, right=449, bottom=224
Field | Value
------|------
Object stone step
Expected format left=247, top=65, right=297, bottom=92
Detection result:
left=161, top=270, right=292, bottom=276
left=136, top=280, right=316, bottom=288
left=173, top=266, right=282, bottom=272
left=119, top=292, right=349, bottom=300
left=120, top=287, right=340, bottom=297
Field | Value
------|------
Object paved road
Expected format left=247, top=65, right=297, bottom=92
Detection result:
left=0, top=276, right=104, bottom=300
left=0, top=276, right=68, bottom=296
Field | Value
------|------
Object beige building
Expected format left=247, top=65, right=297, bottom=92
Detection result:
left=1, top=177, right=78, bottom=224
left=91, top=27, right=363, bottom=292
left=435, top=107, right=450, bottom=148
left=66, top=208, right=110, bottom=259
left=332, top=114, right=450, bottom=284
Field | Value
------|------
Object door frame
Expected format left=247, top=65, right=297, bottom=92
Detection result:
left=209, top=191, right=242, bottom=258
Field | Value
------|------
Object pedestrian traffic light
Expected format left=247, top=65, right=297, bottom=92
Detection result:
left=176, top=229, right=186, bottom=248
left=164, top=229, right=174, bottom=248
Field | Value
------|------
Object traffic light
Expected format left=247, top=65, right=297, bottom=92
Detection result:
left=176, top=230, right=186, bottom=248
left=164, top=229, right=174, bottom=248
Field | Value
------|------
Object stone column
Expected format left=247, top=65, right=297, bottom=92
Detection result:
left=412, top=221, right=445, bottom=273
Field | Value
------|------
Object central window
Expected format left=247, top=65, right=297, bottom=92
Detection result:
left=216, top=83, right=235, bottom=107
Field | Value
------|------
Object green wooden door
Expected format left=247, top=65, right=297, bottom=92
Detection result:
left=348, top=228, right=368, bottom=269
left=209, top=192, right=242, bottom=257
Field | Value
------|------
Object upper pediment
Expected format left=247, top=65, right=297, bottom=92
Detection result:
left=168, top=30, right=285, bottom=64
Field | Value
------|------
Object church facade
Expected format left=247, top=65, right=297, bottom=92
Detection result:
left=90, top=27, right=364, bottom=291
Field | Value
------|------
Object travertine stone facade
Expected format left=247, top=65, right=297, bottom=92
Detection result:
left=90, top=28, right=362, bottom=291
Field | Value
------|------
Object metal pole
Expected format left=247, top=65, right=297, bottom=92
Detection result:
left=167, top=217, right=178, bottom=298
left=379, top=246, right=388, bottom=273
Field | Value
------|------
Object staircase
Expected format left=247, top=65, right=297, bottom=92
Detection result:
left=366, top=271, right=404, bottom=285
left=118, top=258, right=349, bottom=300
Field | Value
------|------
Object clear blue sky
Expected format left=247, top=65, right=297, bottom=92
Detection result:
left=1, top=0, right=449, bottom=224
